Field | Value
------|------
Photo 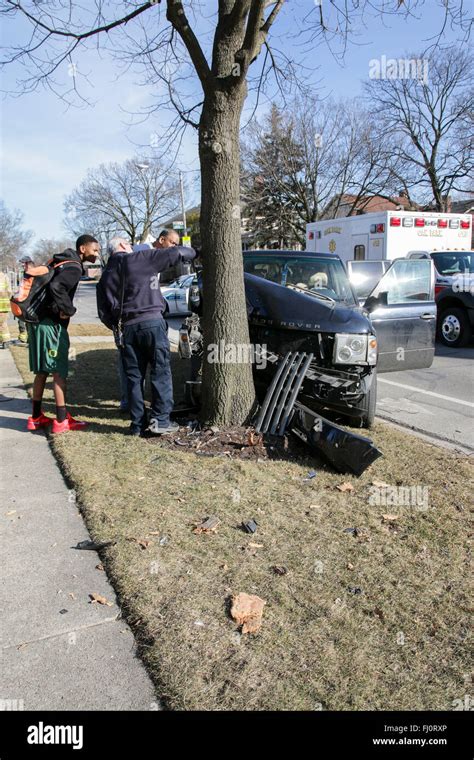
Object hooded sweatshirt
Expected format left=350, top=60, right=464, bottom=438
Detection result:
left=46, top=249, right=84, bottom=324
left=97, top=245, right=196, bottom=329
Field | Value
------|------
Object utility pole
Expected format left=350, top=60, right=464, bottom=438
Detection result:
left=179, top=171, right=187, bottom=235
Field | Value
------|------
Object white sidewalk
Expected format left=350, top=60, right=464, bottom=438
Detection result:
left=0, top=348, right=157, bottom=710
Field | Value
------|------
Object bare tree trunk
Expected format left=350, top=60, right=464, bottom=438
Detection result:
left=199, top=87, right=256, bottom=426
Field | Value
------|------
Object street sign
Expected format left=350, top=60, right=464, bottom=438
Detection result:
left=182, top=236, right=192, bottom=247
left=172, top=221, right=185, bottom=230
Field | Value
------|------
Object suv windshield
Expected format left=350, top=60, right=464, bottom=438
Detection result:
left=431, top=252, right=474, bottom=276
left=243, top=254, right=357, bottom=306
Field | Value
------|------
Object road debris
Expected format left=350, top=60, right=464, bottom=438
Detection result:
left=230, top=592, right=266, bottom=634
left=193, top=516, right=220, bottom=534
left=242, top=519, right=258, bottom=534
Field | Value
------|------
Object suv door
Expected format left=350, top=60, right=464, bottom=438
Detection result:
left=364, top=258, right=436, bottom=372
left=347, top=260, right=391, bottom=304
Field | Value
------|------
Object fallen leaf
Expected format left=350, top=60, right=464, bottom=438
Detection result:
left=249, top=542, right=264, bottom=548
left=337, top=482, right=354, bottom=493
left=271, top=565, right=288, bottom=576
left=347, top=562, right=354, bottom=570
left=95, top=563, right=104, bottom=571
left=247, top=430, right=262, bottom=446
left=374, top=607, right=385, bottom=622
left=89, top=593, right=113, bottom=607
left=382, top=514, right=401, bottom=522
left=221, top=563, right=229, bottom=571
left=127, top=537, right=153, bottom=549
left=231, top=592, right=266, bottom=634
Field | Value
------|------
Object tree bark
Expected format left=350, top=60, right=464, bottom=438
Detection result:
left=199, top=85, right=256, bottom=425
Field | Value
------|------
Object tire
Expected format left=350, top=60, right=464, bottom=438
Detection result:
left=348, top=370, right=377, bottom=429
left=438, top=307, right=471, bottom=348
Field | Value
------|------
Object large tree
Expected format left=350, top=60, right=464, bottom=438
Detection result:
left=0, top=200, right=32, bottom=270
left=365, top=46, right=474, bottom=210
left=1, top=1, right=470, bottom=424
left=64, top=157, right=181, bottom=249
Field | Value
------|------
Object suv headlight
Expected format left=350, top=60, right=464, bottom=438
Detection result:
left=333, top=333, right=377, bottom=365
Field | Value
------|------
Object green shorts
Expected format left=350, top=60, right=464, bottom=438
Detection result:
left=28, top=318, right=70, bottom=378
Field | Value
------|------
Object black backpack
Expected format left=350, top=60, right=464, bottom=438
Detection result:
left=11, top=258, right=82, bottom=323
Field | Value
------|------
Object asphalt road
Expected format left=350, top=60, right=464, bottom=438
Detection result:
left=75, top=281, right=474, bottom=450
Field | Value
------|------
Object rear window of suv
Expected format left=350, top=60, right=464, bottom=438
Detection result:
left=431, top=252, right=474, bottom=275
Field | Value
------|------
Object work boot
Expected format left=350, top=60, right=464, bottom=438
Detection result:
left=147, top=419, right=179, bottom=435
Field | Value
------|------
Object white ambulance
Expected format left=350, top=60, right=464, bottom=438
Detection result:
left=306, top=210, right=472, bottom=262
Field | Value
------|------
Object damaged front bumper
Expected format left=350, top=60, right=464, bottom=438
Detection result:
left=289, top=402, right=382, bottom=476
left=178, top=321, right=382, bottom=475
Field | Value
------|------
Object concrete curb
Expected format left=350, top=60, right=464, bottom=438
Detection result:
left=0, top=348, right=158, bottom=710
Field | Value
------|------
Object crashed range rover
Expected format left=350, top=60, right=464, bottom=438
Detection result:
left=178, top=251, right=436, bottom=475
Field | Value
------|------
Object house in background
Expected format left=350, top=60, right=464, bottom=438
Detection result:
left=322, top=191, right=417, bottom=219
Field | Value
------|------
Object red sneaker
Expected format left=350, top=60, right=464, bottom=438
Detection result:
left=51, top=419, right=69, bottom=434
left=52, top=415, right=88, bottom=434
left=27, top=413, right=53, bottom=431
left=66, top=412, right=87, bottom=429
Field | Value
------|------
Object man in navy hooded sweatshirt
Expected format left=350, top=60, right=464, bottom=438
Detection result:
left=97, top=236, right=197, bottom=436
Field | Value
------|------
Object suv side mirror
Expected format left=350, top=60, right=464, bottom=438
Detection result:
left=364, top=291, right=388, bottom=311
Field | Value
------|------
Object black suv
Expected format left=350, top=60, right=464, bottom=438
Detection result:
left=181, top=251, right=436, bottom=428
left=408, top=250, right=474, bottom=347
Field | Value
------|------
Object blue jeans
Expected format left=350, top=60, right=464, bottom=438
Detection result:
left=121, top=318, right=173, bottom=430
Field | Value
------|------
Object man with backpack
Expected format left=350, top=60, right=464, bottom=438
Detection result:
left=25, top=235, right=100, bottom=433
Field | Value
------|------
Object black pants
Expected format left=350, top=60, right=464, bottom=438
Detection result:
left=121, top=318, right=173, bottom=430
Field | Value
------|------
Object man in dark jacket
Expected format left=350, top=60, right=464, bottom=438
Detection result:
left=27, top=234, right=100, bottom=433
left=97, top=237, right=197, bottom=436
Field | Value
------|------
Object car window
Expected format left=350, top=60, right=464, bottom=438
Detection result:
left=369, top=259, right=433, bottom=304
left=348, top=262, right=387, bottom=299
left=431, top=252, right=474, bottom=275
left=243, top=255, right=357, bottom=306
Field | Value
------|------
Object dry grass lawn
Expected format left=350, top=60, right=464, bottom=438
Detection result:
left=10, top=340, right=473, bottom=711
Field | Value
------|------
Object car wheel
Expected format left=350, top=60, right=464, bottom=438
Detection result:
left=438, top=307, right=471, bottom=348
left=349, top=370, right=377, bottom=429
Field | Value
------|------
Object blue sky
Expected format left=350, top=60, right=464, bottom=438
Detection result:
left=0, top=0, right=466, bottom=245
